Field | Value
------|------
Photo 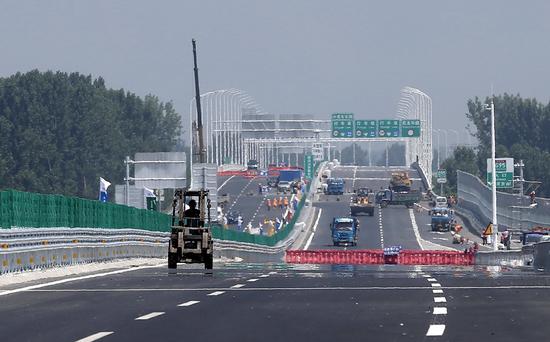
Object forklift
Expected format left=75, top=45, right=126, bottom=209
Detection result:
left=168, top=189, right=213, bottom=270
left=167, top=39, right=214, bottom=270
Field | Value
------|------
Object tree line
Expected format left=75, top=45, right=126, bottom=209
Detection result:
left=0, top=70, right=181, bottom=199
left=439, top=93, right=550, bottom=197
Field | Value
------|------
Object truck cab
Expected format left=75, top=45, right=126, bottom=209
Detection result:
left=430, top=207, right=453, bottom=231
left=325, top=178, right=345, bottom=195
left=331, top=217, right=358, bottom=246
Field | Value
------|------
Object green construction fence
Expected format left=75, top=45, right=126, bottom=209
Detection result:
left=0, top=163, right=317, bottom=245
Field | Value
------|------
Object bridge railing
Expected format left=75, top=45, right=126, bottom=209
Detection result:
left=457, top=170, right=550, bottom=231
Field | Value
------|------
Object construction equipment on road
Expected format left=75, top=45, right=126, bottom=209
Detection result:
left=375, top=189, right=421, bottom=208
left=331, top=217, right=359, bottom=246
left=350, top=188, right=375, bottom=216
left=168, top=39, right=214, bottom=270
left=389, top=171, right=412, bottom=192
left=168, top=189, right=213, bottom=270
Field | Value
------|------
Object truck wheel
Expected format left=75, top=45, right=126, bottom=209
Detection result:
left=168, top=252, right=178, bottom=269
left=204, top=254, right=213, bottom=270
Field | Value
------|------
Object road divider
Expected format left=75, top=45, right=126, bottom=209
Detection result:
left=285, top=249, right=475, bottom=265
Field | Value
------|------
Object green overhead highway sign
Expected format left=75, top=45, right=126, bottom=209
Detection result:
left=401, top=119, right=421, bottom=137
left=355, top=120, right=377, bottom=138
left=332, top=113, right=354, bottom=138
left=378, top=120, right=400, bottom=137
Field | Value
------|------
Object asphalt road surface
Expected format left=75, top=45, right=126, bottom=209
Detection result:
left=307, top=166, right=427, bottom=250
left=217, top=175, right=290, bottom=231
left=2, top=263, right=550, bottom=342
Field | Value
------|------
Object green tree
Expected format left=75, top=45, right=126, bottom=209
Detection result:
left=0, top=70, right=181, bottom=198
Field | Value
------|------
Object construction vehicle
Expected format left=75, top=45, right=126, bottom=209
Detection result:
left=389, top=171, right=412, bottom=192
left=331, top=217, right=359, bottom=246
left=168, top=39, right=214, bottom=270
left=350, top=188, right=375, bottom=216
left=325, top=178, right=345, bottom=195
left=168, top=189, right=213, bottom=270
left=375, top=189, right=421, bottom=208
left=430, top=207, right=454, bottom=231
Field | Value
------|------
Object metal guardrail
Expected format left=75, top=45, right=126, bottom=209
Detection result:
left=457, top=170, right=550, bottom=231
left=0, top=228, right=169, bottom=274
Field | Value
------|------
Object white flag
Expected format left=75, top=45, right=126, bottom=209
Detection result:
left=99, top=177, right=111, bottom=202
left=144, top=187, right=156, bottom=198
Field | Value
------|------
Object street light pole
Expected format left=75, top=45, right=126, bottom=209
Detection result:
left=487, top=99, right=499, bottom=251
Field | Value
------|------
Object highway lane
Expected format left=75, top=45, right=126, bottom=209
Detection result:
left=308, top=166, right=423, bottom=250
left=2, top=264, right=550, bottom=341
left=218, top=175, right=296, bottom=231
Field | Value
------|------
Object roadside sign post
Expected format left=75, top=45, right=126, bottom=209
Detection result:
left=486, top=158, right=514, bottom=188
left=436, top=169, right=447, bottom=195
left=312, top=143, right=324, bottom=162
left=331, top=113, right=354, bottom=138
left=304, top=154, right=314, bottom=180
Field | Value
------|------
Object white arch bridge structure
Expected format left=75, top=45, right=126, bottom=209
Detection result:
left=189, top=86, right=433, bottom=187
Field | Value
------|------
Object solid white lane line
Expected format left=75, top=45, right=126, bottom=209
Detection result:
left=434, top=297, right=447, bottom=303
left=75, top=332, right=114, bottom=342
left=231, top=284, right=245, bottom=288
left=135, top=312, right=165, bottom=320
left=207, top=291, right=225, bottom=296
left=247, top=278, right=259, bottom=282
left=304, top=208, right=323, bottom=250
left=426, top=324, right=446, bottom=336
left=432, top=289, right=444, bottom=294
left=427, top=278, right=437, bottom=282
left=431, top=283, right=442, bottom=287
left=433, top=307, right=448, bottom=315
left=0, top=264, right=164, bottom=297
left=178, top=300, right=200, bottom=307
left=217, top=175, right=235, bottom=191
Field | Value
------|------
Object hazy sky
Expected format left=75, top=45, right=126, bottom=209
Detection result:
left=2, top=1, right=549, bottom=136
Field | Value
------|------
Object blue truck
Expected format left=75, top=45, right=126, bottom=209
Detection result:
left=331, top=217, right=359, bottom=246
left=430, top=207, right=454, bottom=232
left=325, top=178, right=345, bottom=195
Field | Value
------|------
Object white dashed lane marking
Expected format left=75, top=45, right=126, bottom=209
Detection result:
left=231, top=284, right=245, bottom=288
left=434, top=297, right=447, bottom=303
left=207, top=291, right=225, bottom=296
left=427, top=278, right=437, bottom=282
left=75, top=332, right=114, bottom=342
left=426, top=324, right=446, bottom=336
left=247, top=278, right=259, bottom=282
left=433, top=289, right=444, bottom=294
left=259, top=274, right=269, bottom=278
left=178, top=300, right=200, bottom=307
left=431, top=283, right=442, bottom=287
left=433, top=307, right=448, bottom=315
left=135, top=312, right=165, bottom=320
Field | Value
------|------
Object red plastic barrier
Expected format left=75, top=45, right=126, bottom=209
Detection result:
left=398, top=250, right=475, bottom=266
left=285, top=250, right=385, bottom=265
left=286, top=249, right=475, bottom=265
